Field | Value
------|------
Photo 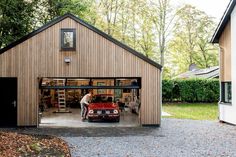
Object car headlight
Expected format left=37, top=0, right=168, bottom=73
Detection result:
left=89, top=110, right=94, bottom=114
left=113, top=109, right=118, bottom=114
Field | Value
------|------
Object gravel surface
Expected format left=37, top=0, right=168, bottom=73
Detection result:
left=1, top=118, right=236, bottom=157
left=63, top=118, right=236, bottom=157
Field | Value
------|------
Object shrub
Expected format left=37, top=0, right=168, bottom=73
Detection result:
left=162, top=79, right=219, bottom=103
left=162, top=79, right=174, bottom=102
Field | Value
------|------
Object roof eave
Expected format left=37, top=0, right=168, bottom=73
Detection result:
left=0, top=13, right=70, bottom=54
left=211, top=0, right=236, bottom=43
left=68, top=14, right=162, bottom=70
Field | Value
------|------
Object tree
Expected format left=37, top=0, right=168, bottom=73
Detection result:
left=36, top=0, right=93, bottom=25
left=137, top=2, right=156, bottom=57
left=119, top=0, right=130, bottom=42
left=151, top=0, right=175, bottom=66
left=0, top=0, right=36, bottom=48
left=95, top=0, right=121, bottom=35
left=94, top=0, right=157, bottom=58
left=195, top=16, right=218, bottom=68
left=168, top=5, right=218, bottom=76
left=0, top=0, right=93, bottom=48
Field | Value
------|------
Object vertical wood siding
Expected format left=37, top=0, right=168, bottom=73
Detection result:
left=0, top=17, right=161, bottom=126
left=219, top=20, right=231, bottom=81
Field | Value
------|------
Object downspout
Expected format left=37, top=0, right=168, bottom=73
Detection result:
left=160, top=66, right=163, bottom=127
left=218, top=46, right=224, bottom=121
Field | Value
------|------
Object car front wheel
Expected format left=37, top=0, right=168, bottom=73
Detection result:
left=115, top=117, right=120, bottom=122
left=88, top=118, right=93, bottom=122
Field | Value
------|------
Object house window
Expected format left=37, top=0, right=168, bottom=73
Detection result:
left=221, top=82, right=231, bottom=103
left=61, top=28, right=76, bottom=51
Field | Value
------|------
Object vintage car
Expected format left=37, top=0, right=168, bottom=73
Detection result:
left=88, top=94, right=120, bottom=122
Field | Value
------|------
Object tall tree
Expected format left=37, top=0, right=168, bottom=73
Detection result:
left=37, top=0, right=92, bottom=25
left=169, top=5, right=218, bottom=76
left=94, top=0, right=157, bottom=58
left=119, top=0, right=130, bottom=42
left=0, top=0, right=93, bottom=48
left=195, top=16, right=218, bottom=68
left=137, top=2, right=156, bottom=57
left=151, top=0, right=175, bottom=66
left=130, top=0, right=138, bottom=48
left=0, top=0, right=36, bottom=48
left=96, top=0, right=121, bottom=35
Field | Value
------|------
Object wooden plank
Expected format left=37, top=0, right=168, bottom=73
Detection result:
left=219, top=20, right=231, bottom=81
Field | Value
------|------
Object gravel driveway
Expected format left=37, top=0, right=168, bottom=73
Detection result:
left=62, top=118, right=236, bottom=157
left=2, top=118, right=236, bottom=157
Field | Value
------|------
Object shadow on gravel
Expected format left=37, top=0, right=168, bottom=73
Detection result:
left=0, top=127, right=165, bottom=137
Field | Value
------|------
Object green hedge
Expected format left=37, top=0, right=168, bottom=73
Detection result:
left=162, top=79, right=219, bottom=102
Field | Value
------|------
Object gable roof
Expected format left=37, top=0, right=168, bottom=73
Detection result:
left=0, top=13, right=162, bottom=70
left=211, top=0, right=236, bottom=43
left=175, top=66, right=219, bottom=79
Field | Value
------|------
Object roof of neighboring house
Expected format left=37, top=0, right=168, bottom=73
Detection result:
left=211, top=0, right=236, bottom=43
left=175, top=66, right=219, bottom=79
left=0, top=13, right=162, bottom=70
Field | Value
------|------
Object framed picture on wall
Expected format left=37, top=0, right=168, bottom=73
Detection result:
left=97, top=82, right=106, bottom=94
left=114, top=80, right=122, bottom=98
left=115, top=89, right=122, bottom=98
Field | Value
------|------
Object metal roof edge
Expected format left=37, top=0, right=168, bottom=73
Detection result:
left=0, top=13, right=70, bottom=54
left=211, top=0, right=236, bottom=43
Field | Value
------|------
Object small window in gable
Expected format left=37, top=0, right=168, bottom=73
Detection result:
left=61, top=28, right=76, bottom=51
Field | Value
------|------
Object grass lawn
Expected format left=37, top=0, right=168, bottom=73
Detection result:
left=162, top=103, right=218, bottom=120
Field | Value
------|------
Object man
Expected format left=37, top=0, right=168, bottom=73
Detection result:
left=80, top=90, right=93, bottom=121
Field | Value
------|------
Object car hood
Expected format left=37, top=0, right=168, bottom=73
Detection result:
left=89, top=103, right=118, bottom=109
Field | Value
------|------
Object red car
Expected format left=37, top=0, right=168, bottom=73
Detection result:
left=88, top=94, right=120, bottom=122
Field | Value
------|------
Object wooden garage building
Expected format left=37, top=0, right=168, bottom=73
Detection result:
left=0, top=13, right=162, bottom=127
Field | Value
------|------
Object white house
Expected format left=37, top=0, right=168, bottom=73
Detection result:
left=211, top=0, right=236, bottom=125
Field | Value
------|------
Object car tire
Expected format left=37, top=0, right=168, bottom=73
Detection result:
left=88, top=118, right=92, bottom=122
left=115, top=117, right=120, bottom=122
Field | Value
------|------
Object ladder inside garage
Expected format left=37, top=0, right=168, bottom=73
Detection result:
left=54, top=79, right=71, bottom=113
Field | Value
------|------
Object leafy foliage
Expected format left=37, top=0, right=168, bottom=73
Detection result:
left=0, top=0, right=92, bottom=48
left=93, top=0, right=158, bottom=58
left=37, top=0, right=93, bottom=24
left=0, top=0, right=36, bottom=48
left=162, top=79, right=175, bottom=101
left=166, top=5, right=218, bottom=78
left=162, top=79, right=219, bottom=102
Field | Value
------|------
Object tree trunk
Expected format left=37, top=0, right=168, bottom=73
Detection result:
left=161, top=51, right=164, bottom=66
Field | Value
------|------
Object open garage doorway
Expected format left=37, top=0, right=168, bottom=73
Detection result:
left=38, top=77, right=141, bottom=127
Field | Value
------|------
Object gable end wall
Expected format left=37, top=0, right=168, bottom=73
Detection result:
left=0, top=18, right=161, bottom=126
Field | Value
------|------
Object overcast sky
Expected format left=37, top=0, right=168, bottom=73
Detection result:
left=178, top=0, right=230, bottom=22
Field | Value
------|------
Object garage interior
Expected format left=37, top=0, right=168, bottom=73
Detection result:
left=39, top=77, right=141, bottom=127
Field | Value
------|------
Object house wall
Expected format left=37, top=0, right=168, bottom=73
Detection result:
left=219, top=20, right=231, bottom=81
left=218, top=7, right=236, bottom=125
left=0, top=17, right=161, bottom=126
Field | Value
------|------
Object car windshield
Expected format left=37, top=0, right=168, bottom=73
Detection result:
left=92, top=95, right=113, bottom=103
